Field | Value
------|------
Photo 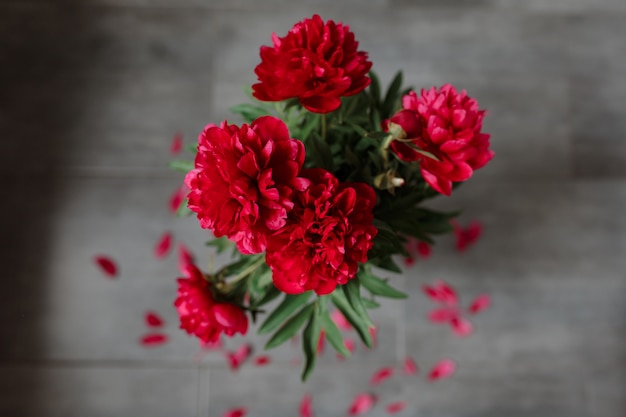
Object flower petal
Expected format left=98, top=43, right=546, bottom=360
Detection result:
left=226, top=343, right=252, bottom=371
left=386, top=401, right=407, bottom=414
left=169, top=185, right=186, bottom=213
left=468, top=294, right=491, bottom=314
left=403, top=357, right=418, bottom=376
left=416, top=241, right=432, bottom=258
left=154, top=231, right=172, bottom=259
left=94, top=255, right=118, bottom=278
left=348, top=393, right=377, bottom=416
left=254, top=355, right=271, bottom=366
left=145, top=311, right=164, bottom=328
left=140, top=333, right=168, bottom=347
left=370, top=367, right=394, bottom=386
left=454, top=221, right=483, bottom=252
left=331, top=310, right=352, bottom=331
left=300, top=394, right=313, bottom=417
left=428, top=307, right=457, bottom=323
left=222, top=407, right=247, bottom=417
left=451, top=316, right=474, bottom=337
left=428, top=359, right=456, bottom=381
left=170, top=133, right=183, bottom=155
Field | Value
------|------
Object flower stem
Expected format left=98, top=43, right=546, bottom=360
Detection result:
left=321, top=114, right=327, bottom=141
left=228, top=256, right=266, bottom=287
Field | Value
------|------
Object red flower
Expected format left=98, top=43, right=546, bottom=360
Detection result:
left=253, top=15, right=372, bottom=113
left=266, top=169, right=377, bottom=295
left=186, top=116, right=306, bottom=254
left=388, top=85, right=494, bottom=195
left=174, top=264, right=248, bottom=344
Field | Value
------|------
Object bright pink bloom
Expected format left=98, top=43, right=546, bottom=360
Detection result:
left=348, top=393, right=377, bottom=416
left=94, top=255, right=117, bottom=278
left=266, top=169, right=377, bottom=295
left=370, top=367, right=394, bottom=386
left=226, top=343, right=252, bottom=371
left=253, top=15, right=372, bottom=113
left=388, top=85, right=494, bottom=196
left=170, top=133, right=183, bottom=155
left=145, top=312, right=164, bottom=328
left=254, top=355, right=271, bottom=366
left=140, top=333, right=168, bottom=347
left=468, top=294, right=491, bottom=314
left=300, top=394, right=313, bottom=417
left=428, top=359, right=456, bottom=381
left=223, top=408, right=247, bottom=417
left=453, top=220, right=483, bottom=252
left=386, top=402, right=407, bottom=414
left=403, top=357, right=418, bottom=376
left=175, top=265, right=248, bottom=344
left=331, top=310, right=352, bottom=331
left=186, top=116, right=306, bottom=255
left=155, top=231, right=172, bottom=259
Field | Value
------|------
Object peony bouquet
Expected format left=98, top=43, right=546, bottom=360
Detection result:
left=170, top=14, right=494, bottom=381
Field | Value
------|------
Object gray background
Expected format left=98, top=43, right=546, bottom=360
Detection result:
left=1, top=0, right=625, bottom=416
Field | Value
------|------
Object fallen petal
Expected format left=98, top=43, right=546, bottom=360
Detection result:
left=348, top=393, right=377, bottom=416
left=416, top=241, right=432, bottom=258
left=154, top=232, right=173, bottom=259
left=451, top=316, right=474, bottom=337
left=169, top=185, right=186, bottom=213
left=300, top=394, right=313, bottom=417
left=331, top=310, right=352, bottom=331
left=455, top=221, right=483, bottom=252
left=227, top=343, right=252, bottom=371
left=94, top=255, right=118, bottom=278
left=140, top=333, right=168, bottom=347
left=370, top=367, right=394, bottom=386
left=386, top=401, right=407, bottom=414
left=170, top=133, right=183, bottom=155
left=222, top=407, right=247, bottom=417
left=178, top=244, right=195, bottom=275
left=403, top=257, right=415, bottom=267
left=468, top=294, right=491, bottom=314
left=145, top=311, right=164, bottom=328
left=428, top=307, right=457, bottom=323
left=428, top=359, right=456, bottom=381
left=337, top=338, right=356, bottom=361
left=254, top=355, right=271, bottom=366
left=434, top=280, right=459, bottom=305
left=403, top=357, right=418, bottom=376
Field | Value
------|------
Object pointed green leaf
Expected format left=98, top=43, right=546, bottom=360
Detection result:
left=361, top=298, right=381, bottom=309
left=369, top=71, right=381, bottom=104
left=383, top=71, right=404, bottom=116
left=343, top=279, right=374, bottom=327
left=259, top=292, right=312, bottom=334
left=168, top=160, right=194, bottom=173
left=250, top=285, right=281, bottom=309
left=301, top=303, right=321, bottom=381
left=265, top=303, right=314, bottom=350
left=228, top=104, right=271, bottom=123
left=331, top=290, right=373, bottom=349
left=321, top=311, right=351, bottom=357
left=205, top=236, right=233, bottom=254
left=360, top=270, right=407, bottom=299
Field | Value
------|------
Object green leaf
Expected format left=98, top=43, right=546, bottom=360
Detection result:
left=383, top=71, right=404, bottom=117
left=308, top=133, right=334, bottom=171
left=205, top=237, right=233, bottom=254
left=361, top=298, right=381, bottom=309
left=176, top=198, right=192, bottom=218
left=259, top=292, right=312, bottom=334
left=185, top=144, right=197, bottom=154
left=297, top=113, right=320, bottom=142
left=331, top=290, right=373, bottom=349
left=366, top=131, right=392, bottom=141
left=321, top=311, right=351, bottom=357
left=360, top=269, right=407, bottom=299
left=250, top=285, right=281, bottom=309
left=168, top=160, right=194, bottom=173
left=301, top=302, right=322, bottom=381
left=343, top=279, right=375, bottom=327
left=220, top=255, right=261, bottom=278
left=265, top=303, right=314, bottom=350
left=228, top=104, right=271, bottom=123
left=369, top=71, right=381, bottom=104
left=371, top=256, right=403, bottom=273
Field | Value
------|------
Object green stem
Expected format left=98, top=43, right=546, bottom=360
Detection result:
left=228, top=256, right=265, bottom=287
left=321, top=113, right=327, bottom=141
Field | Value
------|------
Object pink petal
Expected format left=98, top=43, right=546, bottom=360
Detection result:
left=222, top=407, right=247, bottom=417
left=94, top=255, right=118, bottom=278
left=145, top=311, right=165, bottom=328
left=169, top=185, right=186, bottom=213
left=428, top=307, right=458, bottom=323
left=154, top=232, right=173, bottom=259
left=331, top=310, right=352, bottom=331
left=403, top=257, right=415, bottom=266
left=370, top=367, right=394, bottom=386
left=254, top=355, right=271, bottom=366
left=428, top=359, right=456, bottom=381
left=140, top=333, right=168, bottom=347
left=468, top=294, right=491, bottom=314
left=348, top=393, right=377, bottom=416
left=226, top=343, right=252, bottom=371
left=454, top=221, right=483, bottom=252
left=300, top=394, right=313, bottom=417
left=337, top=338, right=356, bottom=361
left=178, top=244, right=195, bottom=275
left=416, top=241, right=432, bottom=258
left=423, top=280, right=458, bottom=306
left=170, top=133, right=183, bottom=155
left=451, top=316, right=474, bottom=337
left=386, top=401, right=407, bottom=414
left=403, top=357, right=418, bottom=376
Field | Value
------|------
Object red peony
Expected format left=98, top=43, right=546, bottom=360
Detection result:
left=185, top=116, right=306, bottom=254
left=265, top=168, right=378, bottom=295
left=388, top=85, right=494, bottom=196
left=174, top=264, right=248, bottom=343
left=252, top=15, right=372, bottom=114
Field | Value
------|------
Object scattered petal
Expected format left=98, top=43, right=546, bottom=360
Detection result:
left=222, top=407, right=247, bottom=417
left=226, top=343, right=252, bottom=371
left=403, top=257, right=415, bottom=267
left=454, top=220, right=483, bottom=252
left=370, top=367, right=394, bottom=386
left=145, top=311, right=165, bottom=328
left=348, top=393, right=377, bottom=416
left=423, top=280, right=458, bottom=306
left=451, top=316, right=474, bottom=337
left=416, top=241, right=432, bottom=258
left=140, top=333, right=168, bottom=347
left=468, top=294, right=491, bottom=314
left=94, top=255, right=118, bottom=278
left=331, top=310, right=352, bottom=331
left=300, top=393, right=313, bottom=417
left=403, top=357, right=418, bottom=376
left=386, top=401, right=407, bottom=414
left=169, top=185, right=187, bottom=213
left=154, top=232, right=173, bottom=259
left=254, top=355, right=271, bottom=366
left=428, top=359, right=456, bottom=381
left=178, top=243, right=195, bottom=275
left=170, top=133, right=183, bottom=155
left=337, top=338, right=356, bottom=361
left=428, top=307, right=458, bottom=323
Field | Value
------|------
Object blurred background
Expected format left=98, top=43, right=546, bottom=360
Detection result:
left=1, top=0, right=625, bottom=416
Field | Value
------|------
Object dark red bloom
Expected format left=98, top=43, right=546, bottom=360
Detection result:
left=388, top=85, right=494, bottom=195
left=174, top=265, right=248, bottom=344
left=253, top=15, right=372, bottom=113
left=186, top=116, right=306, bottom=254
left=265, top=168, right=377, bottom=295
